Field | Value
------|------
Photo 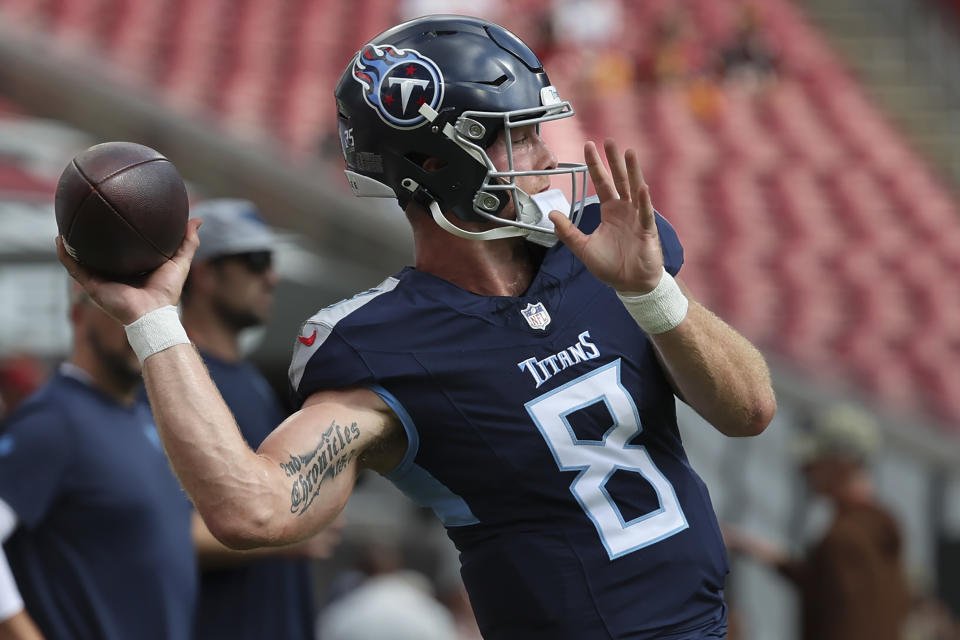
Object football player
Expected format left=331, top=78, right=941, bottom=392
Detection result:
left=60, top=15, right=776, bottom=639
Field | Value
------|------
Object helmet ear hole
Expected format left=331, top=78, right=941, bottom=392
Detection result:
left=404, top=152, right=430, bottom=169
left=421, top=157, right=447, bottom=173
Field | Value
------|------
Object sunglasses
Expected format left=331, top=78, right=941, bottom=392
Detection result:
left=216, top=251, right=273, bottom=274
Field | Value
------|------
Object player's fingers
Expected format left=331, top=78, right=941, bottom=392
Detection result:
left=170, top=218, right=202, bottom=266
left=549, top=210, right=589, bottom=254
left=584, top=141, right=617, bottom=203
left=604, top=138, right=630, bottom=202
left=625, top=150, right=655, bottom=231
left=56, top=236, right=94, bottom=285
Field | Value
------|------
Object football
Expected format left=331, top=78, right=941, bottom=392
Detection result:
left=55, top=141, right=189, bottom=279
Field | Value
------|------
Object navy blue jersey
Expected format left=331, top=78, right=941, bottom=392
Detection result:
left=0, top=367, right=196, bottom=640
left=290, top=202, right=729, bottom=639
left=195, top=353, right=315, bottom=640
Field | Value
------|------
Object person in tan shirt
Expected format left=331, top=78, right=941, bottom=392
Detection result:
left=726, top=403, right=910, bottom=640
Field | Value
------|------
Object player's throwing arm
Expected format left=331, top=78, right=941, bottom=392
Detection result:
left=55, top=147, right=391, bottom=549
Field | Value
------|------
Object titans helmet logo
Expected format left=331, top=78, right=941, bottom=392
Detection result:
left=352, top=44, right=444, bottom=129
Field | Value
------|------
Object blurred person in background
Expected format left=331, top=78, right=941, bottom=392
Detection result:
left=637, top=8, right=724, bottom=125
left=317, top=571, right=459, bottom=640
left=321, top=536, right=405, bottom=605
left=0, top=286, right=196, bottom=640
left=716, top=4, right=779, bottom=88
left=181, top=199, right=340, bottom=640
left=320, top=528, right=483, bottom=639
left=398, top=0, right=502, bottom=22
left=317, top=532, right=482, bottom=640
left=60, top=15, right=775, bottom=639
left=725, top=403, right=910, bottom=640
left=550, top=0, right=622, bottom=50
left=550, top=0, right=634, bottom=108
left=639, top=7, right=706, bottom=86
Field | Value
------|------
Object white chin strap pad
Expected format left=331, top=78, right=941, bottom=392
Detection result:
left=524, top=190, right=572, bottom=247
left=428, top=202, right=528, bottom=241
left=527, top=189, right=571, bottom=231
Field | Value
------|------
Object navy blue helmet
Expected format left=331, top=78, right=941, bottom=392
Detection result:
left=334, top=15, right=587, bottom=243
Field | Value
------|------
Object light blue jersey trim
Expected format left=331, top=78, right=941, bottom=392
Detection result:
left=369, top=383, right=419, bottom=475
left=371, top=384, right=480, bottom=528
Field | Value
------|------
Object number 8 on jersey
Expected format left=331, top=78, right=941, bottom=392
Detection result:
left=525, top=360, right=689, bottom=560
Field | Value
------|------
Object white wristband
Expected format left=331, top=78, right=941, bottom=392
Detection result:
left=617, top=268, right=689, bottom=334
left=124, top=305, right=190, bottom=364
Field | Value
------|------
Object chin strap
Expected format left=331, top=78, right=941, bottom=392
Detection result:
left=428, top=201, right=529, bottom=241
left=403, top=178, right=568, bottom=245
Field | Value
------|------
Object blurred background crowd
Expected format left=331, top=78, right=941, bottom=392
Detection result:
left=1, top=0, right=960, bottom=638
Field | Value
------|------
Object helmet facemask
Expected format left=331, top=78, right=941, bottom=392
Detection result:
left=412, top=88, right=589, bottom=246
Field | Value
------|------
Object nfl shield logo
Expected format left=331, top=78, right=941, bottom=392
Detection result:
left=521, top=302, right=551, bottom=330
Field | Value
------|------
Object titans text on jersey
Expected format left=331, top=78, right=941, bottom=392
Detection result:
left=517, top=329, right=601, bottom=388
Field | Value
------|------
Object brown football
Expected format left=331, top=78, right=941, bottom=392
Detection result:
left=55, top=141, right=189, bottom=279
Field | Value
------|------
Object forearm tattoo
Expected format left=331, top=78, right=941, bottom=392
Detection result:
left=280, top=420, right=361, bottom=515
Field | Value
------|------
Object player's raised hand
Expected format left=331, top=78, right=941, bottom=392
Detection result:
left=57, top=218, right=202, bottom=325
left=550, top=139, right=664, bottom=295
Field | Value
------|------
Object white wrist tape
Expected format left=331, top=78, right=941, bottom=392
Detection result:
left=617, top=268, right=689, bottom=334
left=124, top=305, right=190, bottom=364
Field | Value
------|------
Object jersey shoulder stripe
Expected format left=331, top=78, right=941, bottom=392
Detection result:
left=288, top=276, right=400, bottom=393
